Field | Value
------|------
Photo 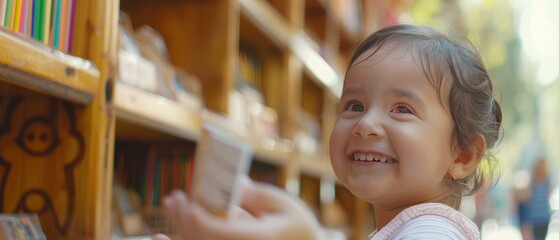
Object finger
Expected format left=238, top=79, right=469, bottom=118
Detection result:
left=163, top=190, right=206, bottom=240
left=152, top=233, right=171, bottom=240
left=162, top=190, right=187, bottom=222
left=163, top=190, right=249, bottom=239
left=239, top=180, right=300, bottom=217
left=178, top=198, right=267, bottom=240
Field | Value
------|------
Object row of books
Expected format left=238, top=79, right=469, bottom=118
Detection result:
left=114, top=141, right=197, bottom=208
left=114, top=141, right=285, bottom=205
left=249, top=161, right=280, bottom=186
left=0, top=0, right=76, bottom=52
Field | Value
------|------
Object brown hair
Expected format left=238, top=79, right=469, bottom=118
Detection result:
left=347, top=24, right=502, bottom=208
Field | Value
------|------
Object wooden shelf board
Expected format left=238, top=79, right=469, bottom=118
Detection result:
left=238, top=0, right=293, bottom=49
left=293, top=33, right=343, bottom=99
left=238, top=0, right=343, bottom=99
left=115, top=118, right=185, bottom=141
left=247, top=135, right=291, bottom=166
left=299, top=152, right=336, bottom=179
left=114, top=82, right=201, bottom=142
left=0, top=30, right=100, bottom=104
left=202, top=110, right=292, bottom=166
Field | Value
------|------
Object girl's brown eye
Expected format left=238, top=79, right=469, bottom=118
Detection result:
left=392, top=103, right=414, bottom=114
left=344, top=101, right=364, bottom=112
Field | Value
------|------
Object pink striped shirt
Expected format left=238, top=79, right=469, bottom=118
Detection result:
left=368, top=203, right=480, bottom=240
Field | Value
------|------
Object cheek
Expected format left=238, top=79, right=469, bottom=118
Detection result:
left=329, top=121, right=350, bottom=156
left=329, top=126, right=343, bottom=155
left=391, top=124, right=451, bottom=163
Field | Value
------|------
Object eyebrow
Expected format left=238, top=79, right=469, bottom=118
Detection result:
left=341, top=86, right=361, bottom=95
left=389, top=87, right=425, bottom=107
left=342, top=85, right=426, bottom=108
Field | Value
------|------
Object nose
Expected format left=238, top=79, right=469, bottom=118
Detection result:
left=352, top=110, right=385, bottom=138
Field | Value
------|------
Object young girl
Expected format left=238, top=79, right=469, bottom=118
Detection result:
left=157, top=24, right=502, bottom=240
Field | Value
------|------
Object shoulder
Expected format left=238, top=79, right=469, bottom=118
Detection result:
left=370, top=203, right=479, bottom=240
left=392, top=215, right=470, bottom=239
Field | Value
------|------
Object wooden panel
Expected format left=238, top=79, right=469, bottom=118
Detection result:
left=0, top=30, right=100, bottom=105
left=0, top=0, right=117, bottom=239
left=0, top=94, right=88, bottom=239
left=304, top=0, right=327, bottom=42
left=352, top=198, right=374, bottom=240
left=286, top=0, right=305, bottom=28
left=82, top=0, right=120, bottom=238
left=299, top=174, right=321, bottom=216
left=302, top=75, right=324, bottom=120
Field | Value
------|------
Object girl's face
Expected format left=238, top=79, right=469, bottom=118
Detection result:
left=329, top=45, right=457, bottom=210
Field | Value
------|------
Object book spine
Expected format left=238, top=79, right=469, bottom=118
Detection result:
left=0, top=0, right=7, bottom=26
left=50, top=0, right=60, bottom=48
left=4, top=0, right=13, bottom=29
left=13, top=0, right=21, bottom=32
left=25, top=0, right=31, bottom=36
left=30, top=0, right=36, bottom=38
left=42, top=0, right=51, bottom=44
left=65, top=0, right=74, bottom=52
left=57, top=0, right=65, bottom=50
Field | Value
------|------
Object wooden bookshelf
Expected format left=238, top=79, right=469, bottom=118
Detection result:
left=0, top=0, right=401, bottom=239
left=113, top=0, right=380, bottom=239
left=0, top=0, right=119, bottom=239
left=0, top=29, right=100, bottom=105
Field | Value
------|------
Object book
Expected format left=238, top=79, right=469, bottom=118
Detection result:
left=0, top=0, right=7, bottom=26
left=114, top=141, right=197, bottom=209
left=49, top=0, right=60, bottom=48
left=191, top=124, right=253, bottom=218
left=25, top=0, right=31, bottom=36
left=0, top=213, right=47, bottom=240
left=4, top=0, right=14, bottom=30
left=32, top=0, right=42, bottom=40
left=114, top=184, right=148, bottom=236
left=65, top=0, right=75, bottom=52
left=42, top=0, right=51, bottom=44
left=12, top=0, right=21, bottom=32
left=57, top=0, right=66, bottom=50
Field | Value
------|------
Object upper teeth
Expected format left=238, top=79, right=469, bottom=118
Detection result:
left=353, top=153, right=395, bottom=163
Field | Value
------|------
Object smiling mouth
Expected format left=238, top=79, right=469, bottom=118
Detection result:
left=351, top=153, right=397, bottom=164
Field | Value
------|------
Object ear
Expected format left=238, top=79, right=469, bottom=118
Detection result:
left=449, top=134, right=486, bottom=180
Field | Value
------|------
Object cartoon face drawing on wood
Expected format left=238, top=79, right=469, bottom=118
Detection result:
left=0, top=96, right=84, bottom=236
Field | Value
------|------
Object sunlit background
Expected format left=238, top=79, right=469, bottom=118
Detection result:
left=390, top=0, right=559, bottom=239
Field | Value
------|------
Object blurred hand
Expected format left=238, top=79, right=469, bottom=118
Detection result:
left=160, top=179, right=321, bottom=240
